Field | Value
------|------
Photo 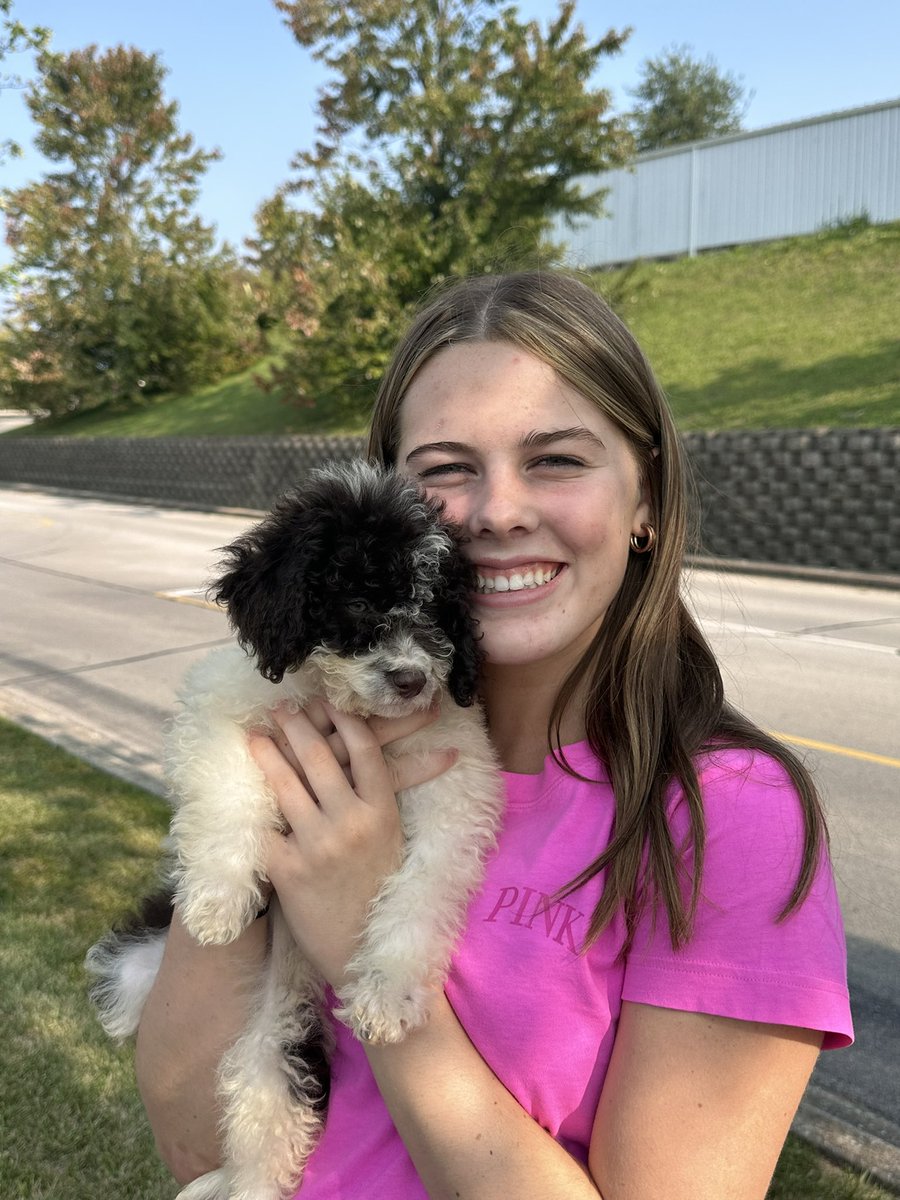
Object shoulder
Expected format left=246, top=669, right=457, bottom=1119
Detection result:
left=625, top=749, right=852, bottom=1046
left=668, top=746, right=808, bottom=860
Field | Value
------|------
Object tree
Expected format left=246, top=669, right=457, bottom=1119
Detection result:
left=243, top=192, right=318, bottom=345
left=629, top=45, right=749, bottom=153
left=0, top=0, right=50, bottom=162
left=1, top=45, right=255, bottom=417
left=262, top=0, right=633, bottom=416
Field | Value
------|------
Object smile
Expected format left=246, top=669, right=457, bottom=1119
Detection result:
left=474, top=564, right=562, bottom=594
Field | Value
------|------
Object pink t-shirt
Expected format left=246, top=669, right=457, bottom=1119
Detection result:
left=295, top=745, right=852, bottom=1198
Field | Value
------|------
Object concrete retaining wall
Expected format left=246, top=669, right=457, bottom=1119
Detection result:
left=0, top=429, right=897, bottom=576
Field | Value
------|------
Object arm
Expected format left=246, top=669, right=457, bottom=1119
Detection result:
left=360, top=997, right=820, bottom=1200
left=134, top=908, right=268, bottom=1184
left=588, top=1001, right=822, bottom=1199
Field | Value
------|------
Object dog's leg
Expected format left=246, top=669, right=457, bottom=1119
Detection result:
left=215, top=905, right=330, bottom=1200
left=168, top=707, right=281, bottom=946
left=337, top=726, right=503, bottom=1044
left=175, top=1168, right=231, bottom=1200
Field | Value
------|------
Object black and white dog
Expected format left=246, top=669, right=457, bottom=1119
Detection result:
left=87, top=461, right=503, bottom=1200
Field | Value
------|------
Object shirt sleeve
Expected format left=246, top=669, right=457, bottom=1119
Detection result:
left=622, top=748, right=853, bottom=1049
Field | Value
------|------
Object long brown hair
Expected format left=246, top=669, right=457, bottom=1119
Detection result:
left=368, top=270, right=828, bottom=953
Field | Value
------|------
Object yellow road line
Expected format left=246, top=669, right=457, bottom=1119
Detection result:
left=771, top=731, right=900, bottom=770
left=154, top=588, right=220, bottom=611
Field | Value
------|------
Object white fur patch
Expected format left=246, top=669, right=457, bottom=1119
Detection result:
left=85, top=929, right=167, bottom=1041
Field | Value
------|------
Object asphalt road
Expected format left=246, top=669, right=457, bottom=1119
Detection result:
left=1, top=486, right=898, bottom=1185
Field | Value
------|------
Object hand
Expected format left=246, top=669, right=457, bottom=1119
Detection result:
left=248, top=701, right=456, bottom=991
left=260, top=696, right=449, bottom=793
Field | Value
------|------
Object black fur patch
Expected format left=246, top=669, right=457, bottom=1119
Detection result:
left=211, top=462, right=482, bottom=703
left=285, top=1025, right=331, bottom=1113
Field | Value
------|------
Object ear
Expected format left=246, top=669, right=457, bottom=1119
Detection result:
left=434, top=539, right=483, bottom=708
left=210, top=515, right=315, bottom=683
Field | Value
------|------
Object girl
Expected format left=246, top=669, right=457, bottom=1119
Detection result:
left=136, top=271, right=852, bottom=1199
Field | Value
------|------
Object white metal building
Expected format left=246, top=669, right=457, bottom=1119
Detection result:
left=552, top=98, right=900, bottom=268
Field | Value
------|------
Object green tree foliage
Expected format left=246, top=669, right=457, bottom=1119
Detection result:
left=1, top=45, right=256, bottom=418
left=629, top=44, right=749, bottom=152
left=0, top=0, right=50, bottom=162
left=244, top=192, right=318, bottom=345
left=263, top=0, right=633, bottom=415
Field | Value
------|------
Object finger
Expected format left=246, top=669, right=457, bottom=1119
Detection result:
left=270, top=705, right=358, bottom=812
left=388, top=747, right=459, bottom=794
left=247, top=733, right=317, bottom=827
left=268, top=725, right=305, bottom=775
left=366, top=701, right=441, bottom=748
left=322, top=702, right=399, bottom=812
left=295, top=696, right=335, bottom=738
left=272, top=699, right=355, bottom=769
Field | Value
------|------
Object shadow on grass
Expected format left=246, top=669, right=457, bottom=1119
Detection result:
left=669, top=341, right=900, bottom=430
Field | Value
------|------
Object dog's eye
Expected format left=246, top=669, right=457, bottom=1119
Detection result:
left=345, top=600, right=369, bottom=616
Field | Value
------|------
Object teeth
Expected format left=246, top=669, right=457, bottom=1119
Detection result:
left=475, top=566, right=560, bottom=594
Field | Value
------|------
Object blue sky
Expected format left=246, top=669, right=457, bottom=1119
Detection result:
left=2, top=0, right=898, bottom=257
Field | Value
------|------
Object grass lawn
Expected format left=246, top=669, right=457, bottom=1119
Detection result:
left=0, top=715, right=893, bottom=1199
left=596, top=220, right=900, bottom=430
left=6, top=221, right=898, bottom=442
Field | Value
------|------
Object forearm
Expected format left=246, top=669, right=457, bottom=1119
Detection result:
left=364, top=993, right=601, bottom=1200
left=134, top=908, right=268, bottom=1184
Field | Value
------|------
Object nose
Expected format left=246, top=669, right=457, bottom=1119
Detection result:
left=466, top=468, right=538, bottom=538
left=386, top=668, right=428, bottom=699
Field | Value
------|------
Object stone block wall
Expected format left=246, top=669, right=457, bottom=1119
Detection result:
left=684, top=429, right=899, bottom=574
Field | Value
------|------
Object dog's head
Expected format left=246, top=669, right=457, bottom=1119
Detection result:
left=210, top=461, right=482, bottom=711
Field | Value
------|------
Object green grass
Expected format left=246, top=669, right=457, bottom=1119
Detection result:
left=6, top=221, right=899, bottom=440
left=596, top=220, right=900, bottom=430
left=0, top=718, right=172, bottom=1199
left=4, top=358, right=367, bottom=440
left=0, top=716, right=893, bottom=1198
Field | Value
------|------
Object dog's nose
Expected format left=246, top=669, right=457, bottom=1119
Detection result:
left=386, top=669, right=428, bottom=699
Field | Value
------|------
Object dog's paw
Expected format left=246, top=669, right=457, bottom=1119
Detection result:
left=177, top=881, right=260, bottom=945
left=336, top=980, right=432, bottom=1045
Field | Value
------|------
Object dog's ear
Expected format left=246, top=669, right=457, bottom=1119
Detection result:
left=210, top=504, right=317, bottom=683
left=435, top=537, right=483, bottom=708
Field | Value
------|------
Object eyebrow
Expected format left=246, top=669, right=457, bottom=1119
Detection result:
left=404, top=427, right=605, bottom=464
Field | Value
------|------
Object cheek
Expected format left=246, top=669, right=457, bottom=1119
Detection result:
left=422, top=487, right=469, bottom=526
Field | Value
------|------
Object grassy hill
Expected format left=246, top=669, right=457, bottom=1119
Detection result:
left=6, top=219, right=899, bottom=439
left=604, top=218, right=900, bottom=431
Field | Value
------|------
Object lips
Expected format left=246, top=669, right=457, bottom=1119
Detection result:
left=473, top=562, right=563, bottom=595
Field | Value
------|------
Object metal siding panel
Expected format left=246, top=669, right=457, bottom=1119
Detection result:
left=554, top=100, right=900, bottom=266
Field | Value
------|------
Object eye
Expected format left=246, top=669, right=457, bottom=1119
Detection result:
left=531, top=454, right=587, bottom=469
left=345, top=600, right=369, bottom=615
left=416, top=462, right=473, bottom=480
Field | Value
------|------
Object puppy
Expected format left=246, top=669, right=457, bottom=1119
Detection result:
left=86, top=461, right=503, bottom=1200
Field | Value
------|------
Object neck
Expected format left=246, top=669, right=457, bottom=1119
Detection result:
left=480, top=661, right=588, bottom=774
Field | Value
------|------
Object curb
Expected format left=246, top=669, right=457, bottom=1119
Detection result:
left=687, top=555, right=900, bottom=592
left=0, top=688, right=167, bottom=799
left=795, top=1084, right=900, bottom=1193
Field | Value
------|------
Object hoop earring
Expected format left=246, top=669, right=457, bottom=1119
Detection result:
left=629, top=524, right=656, bottom=554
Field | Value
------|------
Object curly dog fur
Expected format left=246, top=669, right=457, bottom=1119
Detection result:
left=86, top=461, right=503, bottom=1200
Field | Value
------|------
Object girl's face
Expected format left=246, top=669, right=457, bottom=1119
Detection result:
left=396, top=340, right=652, bottom=679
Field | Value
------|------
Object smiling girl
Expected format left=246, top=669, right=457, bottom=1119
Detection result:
left=136, top=271, right=852, bottom=1199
